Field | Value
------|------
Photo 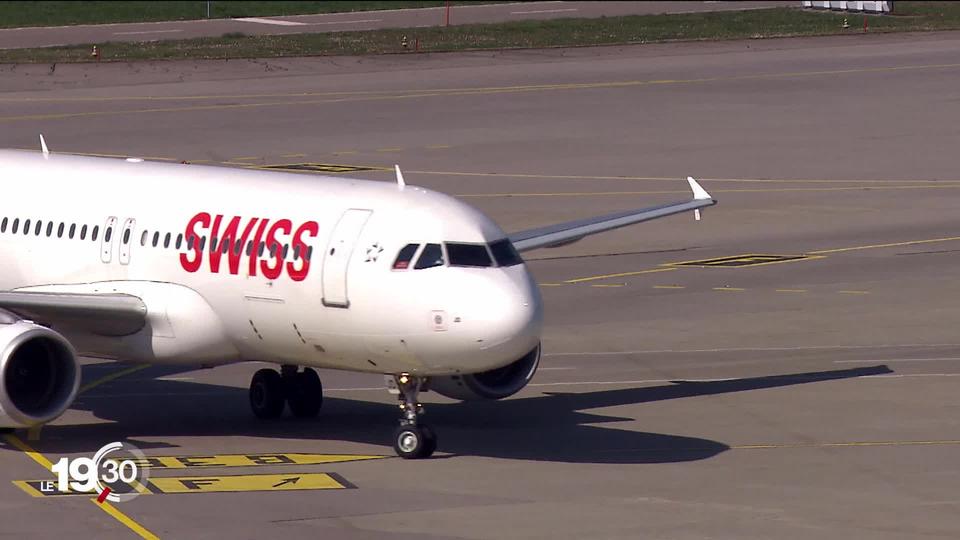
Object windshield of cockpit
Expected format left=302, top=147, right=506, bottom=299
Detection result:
left=391, top=239, right=522, bottom=270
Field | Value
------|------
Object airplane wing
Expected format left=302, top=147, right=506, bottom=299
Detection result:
left=508, top=177, right=716, bottom=252
left=0, top=291, right=147, bottom=336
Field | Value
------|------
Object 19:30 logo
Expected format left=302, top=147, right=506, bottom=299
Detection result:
left=50, top=441, right=150, bottom=503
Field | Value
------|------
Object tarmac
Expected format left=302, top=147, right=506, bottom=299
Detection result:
left=1, top=30, right=960, bottom=539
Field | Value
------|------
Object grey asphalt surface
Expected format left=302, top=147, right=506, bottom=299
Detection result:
left=0, top=1, right=794, bottom=49
left=2, top=30, right=960, bottom=539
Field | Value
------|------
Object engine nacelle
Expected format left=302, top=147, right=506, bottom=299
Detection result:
left=430, top=343, right=540, bottom=401
left=0, top=317, right=80, bottom=428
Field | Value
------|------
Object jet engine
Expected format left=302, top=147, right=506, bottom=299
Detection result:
left=0, top=317, right=79, bottom=428
left=430, top=343, right=540, bottom=400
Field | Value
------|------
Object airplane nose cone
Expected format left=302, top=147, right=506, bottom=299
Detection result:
left=474, top=266, right=543, bottom=359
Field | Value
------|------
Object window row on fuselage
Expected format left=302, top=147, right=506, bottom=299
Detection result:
left=138, top=229, right=314, bottom=261
left=0, top=217, right=102, bottom=242
left=0, top=216, right=312, bottom=262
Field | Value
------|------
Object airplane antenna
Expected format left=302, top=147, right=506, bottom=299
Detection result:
left=39, top=134, right=49, bottom=158
left=394, top=164, right=406, bottom=190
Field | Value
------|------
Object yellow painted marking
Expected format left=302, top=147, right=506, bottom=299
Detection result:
left=426, top=144, right=451, bottom=149
left=564, top=266, right=676, bottom=284
left=590, top=284, right=624, bottom=288
left=776, top=289, right=808, bottom=293
left=733, top=439, right=960, bottom=450
left=231, top=156, right=259, bottom=161
left=5, top=62, right=960, bottom=123
left=539, top=283, right=564, bottom=287
left=121, top=452, right=386, bottom=470
left=2, top=433, right=54, bottom=470
left=332, top=150, right=358, bottom=155
left=148, top=472, right=347, bottom=494
left=78, top=364, right=152, bottom=394
left=713, top=287, right=746, bottom=292
left=376, top=147, right=403, bottom=152
left=653, top=285, right=685, bottom=289
left=281, top=153, right=306, bottom=158
left=457, top=183, right=960, bottom=198
left=809, top=235, right=960, bottom=255
left=666, top=254, right=823, bottom=268
left=93, top=499, right=160, bottom=540
left=838, top=290, right=870, bottom=295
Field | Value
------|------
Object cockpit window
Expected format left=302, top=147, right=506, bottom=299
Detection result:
left=393, top=243, right=419, bottom=270
left=446, top=243, right=493, bottom=267
left=489, top=239, right=523, bottom=267
left=414, top=243, right=444, bottom=270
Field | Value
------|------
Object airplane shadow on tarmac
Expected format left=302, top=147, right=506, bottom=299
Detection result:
left=4, top=364, right=892, bottom=465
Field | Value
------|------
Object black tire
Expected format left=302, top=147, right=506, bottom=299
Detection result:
left=287, top=368, right=323, bottom=418
left=393, top=424, right=437, bottom=459
left=249, top=369, right=285, bottom=419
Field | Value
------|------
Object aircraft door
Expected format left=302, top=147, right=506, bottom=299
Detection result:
left=119, top=218, right=135, bottom=265
left=321, top=209, right=372, bottom=308
left=100, top=216, right=118, bottom=263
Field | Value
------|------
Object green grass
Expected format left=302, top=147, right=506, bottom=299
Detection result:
left=2, top=3, right=960, bottom=64
left=0, top=1, right=495, bottom=28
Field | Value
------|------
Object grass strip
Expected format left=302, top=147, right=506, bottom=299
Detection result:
left=2, top=3, right=959, bottom=64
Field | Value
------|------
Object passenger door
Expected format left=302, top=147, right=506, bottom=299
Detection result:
left=100, top=216, right=118, bottom=263
left=321, top=209, right=372, bottom=308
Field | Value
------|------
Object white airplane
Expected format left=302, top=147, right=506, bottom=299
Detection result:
left=0, top=137, right=715, bottom=458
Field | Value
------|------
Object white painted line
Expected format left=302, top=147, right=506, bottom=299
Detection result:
left=235, top=17, right=308, bottom=26
left=544, top=344, right=960, bottom=356
left=835, top=357, right=960, bottom=364
left=308, top=18, right=383, bottom=26
left=113, top=29, right=184, bottom=36
left=510, top=8, right=579, bottom=15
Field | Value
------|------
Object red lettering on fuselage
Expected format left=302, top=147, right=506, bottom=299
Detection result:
left=179, top=212, right=316, bottom=280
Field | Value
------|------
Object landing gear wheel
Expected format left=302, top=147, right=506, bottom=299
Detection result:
left=391, top=373, right=438, bottom=459
left=287, top=368, right=323, bottom=418
left=393, top=424, right=436, bottom=459
left=249, top=369, right=285, bottom=419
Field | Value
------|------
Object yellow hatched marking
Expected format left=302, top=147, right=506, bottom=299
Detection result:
left=776, top=289, right=808, bottom=293
left=713, top=287, right=746, bottom=292
left=838, top=290, right=870, bottom=295
left=653, top=285, right=685, bottom=289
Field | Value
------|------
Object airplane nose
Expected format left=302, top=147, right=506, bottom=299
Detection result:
left=474, top=267, right=543, bottom=357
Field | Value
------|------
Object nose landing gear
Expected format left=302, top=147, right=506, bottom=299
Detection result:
left=248, top=365, right=323, bottom=420
left=392, top=373, right=436, bottom=459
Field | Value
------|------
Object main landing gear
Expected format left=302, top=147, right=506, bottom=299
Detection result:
left=392, top=373, right=437, bottom=459
left=249, top=365, right=323, bottom=419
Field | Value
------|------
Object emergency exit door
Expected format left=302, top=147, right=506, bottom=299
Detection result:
left=321, top=209, right=372, bottom=308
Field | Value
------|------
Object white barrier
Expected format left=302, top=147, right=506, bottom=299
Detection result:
left=802, top=1, right=893, bottom=13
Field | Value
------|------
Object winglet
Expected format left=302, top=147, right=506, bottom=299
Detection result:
left=394, top=164, right=406, bottom=190
left=39, top=134, right=49, bottom=158
left=687, top=176, right=711, bottom=200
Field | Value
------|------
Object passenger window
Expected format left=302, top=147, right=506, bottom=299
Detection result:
left=23, top=219, right=30, bottom=235
left=306, top=246, right=313, bottom=260
left=46, top=222, right=53, bottom=237
left=392, top=243, right=419, bottom=270
left=12, top=218, right=19, bottom=234
left=414, top=243, right=444, bottom=270
left=92, top=226, right=99, bottom=241
left=176, top=234, right=183, bottom=250
left=246, top=240, right=253, bottom=256
left=258, top=242, right=266, bottom=257
left=446, top=243, right=493, bottom=267
left=234, top=240, right=242, bottom=255
left=1, top=217, right=6, bottom=233
left=123, top=228, right=131, bottom=244
left=164, top=233, right=171, bottom=249
left=282, top=245, right=289, bottom=259
left=140, top=231, right=148, bottom=246
left=34, top=221, right=42, bottom=236
left=221, top=240, right=229, bottom=254
left=152, top=232, right=159, bottom=247
left=187, top=235, right=195, bottom=250
left=293, top=245, right=301, bottom=260
left=69, top=224, right=76, bottom=239
left=57, top=223, right=64, bottom=238
left=210, top=236, right=218, bottom=253
left=489, top=239, right=523, bottom=267
left=80, top=225, right=87, bottom=240
left=105, top=226, right=113, bottom=243
left=198, top=237, right=206, bottom=251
